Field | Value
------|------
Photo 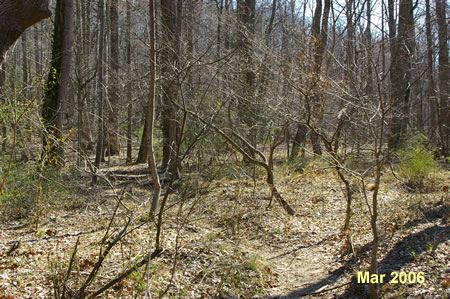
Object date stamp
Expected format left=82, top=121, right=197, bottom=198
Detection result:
left=357, top=271, right=425, bottom=284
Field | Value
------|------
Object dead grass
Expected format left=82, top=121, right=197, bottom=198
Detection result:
left=0, top=153, right=448, bottom=298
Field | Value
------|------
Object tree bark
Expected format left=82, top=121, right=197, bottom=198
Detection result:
left=92, top=0, right=105, bottom=184
left=160, top=0, right=180, bottom=175
left=41, top=0, right=74, bottom=165
left=387, top=0, right=396, bottom=54
left=106, top=0, right=121, bottom=157
left=216, top=0, right=223, bottom=59
left=435, top=0, right=449, bottom=157
left=364, top=0, right=373, bottom=95
left=21, top=31, right=32, bottom=147
left=388, top=0, right=415, bottom=149
left=236, top=0, right=257, bottom=160
left=309, top=0, right=331, bottom=155
left=33, top=24, right=42, bottom=77
left=368, top=176, right=380, bottom=299
left=147, top=0, right=161, bottom=219
left=425, top=0, right=436, bottom=138
left=289, top=123, right=308, bottom=160
left=126, top=0, right=133, bottom=163
left=0, top=0, right=51, bottom=65
left=21, top=31, right=29, bottom=93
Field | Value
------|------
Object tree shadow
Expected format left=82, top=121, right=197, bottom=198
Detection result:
left=269, top=204, right=448, bottom=298
left=267, top=236, right=331, bottom=260
left=338, top=224, right=449, bottom=298
left=403, top=203, right=448, bottom=229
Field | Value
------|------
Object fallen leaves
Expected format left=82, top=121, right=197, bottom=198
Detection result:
left=79, top=258, right=95, bottom=270
left=441, top=276, right=450, bottom=288
left=0, top=164, right=448, bottom=298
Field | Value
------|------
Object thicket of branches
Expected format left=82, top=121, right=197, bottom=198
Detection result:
left=0, top=0, right=448, bottom=298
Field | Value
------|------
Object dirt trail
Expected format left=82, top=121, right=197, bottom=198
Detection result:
left=104, top=162, right=346, bottom=297
left=267, top=250, right=330, bottom=297
left=261, top=236, right=337, bottom=297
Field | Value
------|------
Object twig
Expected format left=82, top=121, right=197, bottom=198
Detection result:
left=308, top=281, right=351, bottom=295
left=88, top=248, right=163, bottom=298
left=6, top=241, right=20, bottom=256
left=75, top=214, right=133, bottom=298
left=62, top=236, right=80, bottom=298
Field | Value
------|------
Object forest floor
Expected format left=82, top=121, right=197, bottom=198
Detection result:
left=0, top=152, right=449, bottom=298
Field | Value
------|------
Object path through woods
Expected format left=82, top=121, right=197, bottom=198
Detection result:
left=0, top=159, right=448, bottom=297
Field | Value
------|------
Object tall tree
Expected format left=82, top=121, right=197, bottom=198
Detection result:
left=236, top=0, right=257, bottom=153
left=74, top=0, right=95, bottom=165
left=106, top=0, right=121, bottom=157
left=41, top=0, right=74, bottom=164
left=137, top=0, right=181, bottom=172
left=21, top=32, right=29, bottom=95
left=160, top=0, right=181, bottom=175
left=425, top=0, right=436, bottom=137
left=308, top=0, right=331, bottom=155
left=216, top=0, right=224, bottom=58
left=147, top=0, right=161, bottom=219
left=364, top=0, right=373, bottom=95
left=93, top=0, right=106, bottom=184
left=435, top=0, right=448, bottom=156
left=126, top=0, right=133, bottom=163
left=34, top=24, right=42, bottom=77
left=388, top=0, right=415, bottom=149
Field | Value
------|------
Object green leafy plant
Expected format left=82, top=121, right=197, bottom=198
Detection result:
left=396, top=132, right=437, bottom=188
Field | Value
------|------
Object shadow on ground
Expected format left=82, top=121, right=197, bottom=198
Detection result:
left=265, top=203, right=448, bottom=298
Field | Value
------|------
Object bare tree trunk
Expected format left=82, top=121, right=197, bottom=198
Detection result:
left=136, top=113, right=150, bottom=163
left=75, top=0, right=82, bottom=165
left=257, top=0, right=277, bottom=100
left=236, top=0, right=257, bottom=183
left=425, top=0, right=436, bottom=138
left=435, top=0, right=448, bottom=157
left=21, top=31, right=31, bottom=150
left=75, top=0, right=94, bottom=164
left=364, top=0, right=373, bottom=95
left=106, top=0, right=121, bottom=157
left=126, top=0, right=133, bottom=163
left=33, top=24, right=42, bottom=79
left=346, top=0, right=354, bottom=85
left=338, top=168, right=353, bottom=244
left=147, top=0, right=161, bottom=219
left=368, top=172, right=380, bottom=299
left=237, top=0, right=256, bottom=117
left=224, top=0, right=232, bottom=50
left=41, top=0, right=74, bottom=166
left=93, top=0, right=105, bottom=184
left=309, top=0, right=331, bottom=155
left=160, top=0, right=180, bottom=175
left=289, top=123, right=308, bottom=160
left=21, top=31, right=29, bottom=94
left=387, top=0, right=396, bottom=54
left=83, top=0, right=93, bottom=149
left=280, top=5, right=294, bottom=159
left=388, top=0, right=415, bottom=149
left=216, top=0, right=223, bottom=59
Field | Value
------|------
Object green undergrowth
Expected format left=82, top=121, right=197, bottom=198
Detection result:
left=0, top=161, right=76, bottom=222
left=396, top=132, right=438, bottom=189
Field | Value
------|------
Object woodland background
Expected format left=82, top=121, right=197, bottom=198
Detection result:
left=0, top=0, right=448, bottom=298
